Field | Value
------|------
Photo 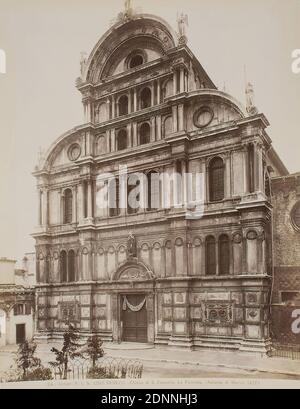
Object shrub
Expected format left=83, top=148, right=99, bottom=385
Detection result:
left=86, top=366, right=118, bottom=379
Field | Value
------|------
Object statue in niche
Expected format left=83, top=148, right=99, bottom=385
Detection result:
left=127, top=232, right=137, bottom=259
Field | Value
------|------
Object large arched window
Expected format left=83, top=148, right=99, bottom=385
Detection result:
left=64, top=189, right=73, bottom=224
left=127, top=177, right=140, bottom=215
left=118, top=95, right=129, bottom=117
left=140, top=123, right=151, bottom=145
left=60, top=251, right=67, bottom=283
left=219, top=235, right=230, bottom=275
left=206, top=236, right=216, bottom=276
left=209, top=157, right=225, bottom=202
left=140, top=87, right=152, bottom=109
left=117, top=129, right=128, bottom=151
left=109, top=178, right=120, bottom=217
left=147, top=171, right=160, bottom=211
left=68, top=250, right=76, bottom=282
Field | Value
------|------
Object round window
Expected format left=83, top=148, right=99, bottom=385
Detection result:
left=68, top=144, right=81, bottom=161
left=193, top=106, right=214, bottom=129
left=291, top=202, right=300, bottom=230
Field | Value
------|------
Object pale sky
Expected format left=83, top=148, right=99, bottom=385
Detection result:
left=0, top=0, right=299, bottom=263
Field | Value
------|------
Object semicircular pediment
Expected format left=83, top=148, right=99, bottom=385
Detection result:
left=113, top=261, right=155, bottom=282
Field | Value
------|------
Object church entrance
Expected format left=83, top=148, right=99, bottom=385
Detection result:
left=121, top=294, right=148, bottom=343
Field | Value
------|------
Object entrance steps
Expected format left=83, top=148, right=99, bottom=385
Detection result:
left=105, top=342, right=154, bottom=351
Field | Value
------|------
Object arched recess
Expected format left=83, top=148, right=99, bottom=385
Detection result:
left=208, top=157, right=225, bottom=202
left=95, top=134, right=107, bottom=156
left=140, top=87, right=152, bottom=109
left=112, top=260, right=155, bottom=282
left=117, top=129, right=128, bottom=151
left=95, top=102, right=107, bottom=123
left=163, top=116, right=173, bottom=137
left=139, top=122, right=151, bottom=145
left=118, top=95, right=129, bottom=116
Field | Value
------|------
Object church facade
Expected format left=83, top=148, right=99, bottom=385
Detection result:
left=33, top=11, right=290, bottom=353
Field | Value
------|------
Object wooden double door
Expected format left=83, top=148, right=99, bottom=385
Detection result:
left=122, top=294, right=148, bottom=343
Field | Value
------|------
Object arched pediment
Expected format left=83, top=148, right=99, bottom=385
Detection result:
left=83, top=14, right=177, bottom=84
left=112, top=260, right=155, bottom=282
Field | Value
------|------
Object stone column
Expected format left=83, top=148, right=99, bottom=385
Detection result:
left=107, top=98, right=111, bottom=120
left=42, top=188, right=49, bottom=227
left=156, top=115, right=162, bottom=140
left=112, top=95, right=116, bottom=119
left=87, top=181, right=93, bottom=219
left=38, top=190, right=42, bottom=225
left=181, top=159, right=187, bottom=205
left=151, top=82, right=155, bottom=106
left=127, top=123, right=132, bottom=148
left=111, top=129, right=116, bottom=152
left=178, top=104, right=184, bottom=131
left=215, top=239, right=219, bottom=276
left=173, top=69, right=178, bottom=95
left=180, top=67, right=185, bottom=93
left=133, top=122, right=138, bottom=146
left=72, top=187, right=77, bottom=223
left=224, top=152, right=232, bottom=199
left=128, top=91, right=132, bottom=114
left=133, top=89, right=138, bottom=112
left=172, top=105, right=178, bottom=133
left=77, top=182, right=84, bottom=222
left=157, top=80, right=161, bottom=104
left=150, top=117, right=156, bottom=142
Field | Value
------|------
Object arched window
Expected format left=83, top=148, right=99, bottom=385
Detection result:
left=147, top=171, right=160, bottom=211
left=140, top=123, right=151, bottom=145
left=209, top=157, right=225, bottom=202
left=219, top=235, right=230, bottom=275
left=127, top=176, right=140, bottom=215
left=64, top=189, right=73, bottom=224
left=130, top=54, right=144, bottom=69
left=109, top=178, right=120, bottom=217
left=117, top=129, right=127, bottom=151
left=60, top=251, right=67, bottom=283
left=118, top=95, right=129, bottom=116
left=140, top=88, right=152, bottom=109
left=68, top=250, right=76, bottom=282
left=206, top=236, right=216, bottom=276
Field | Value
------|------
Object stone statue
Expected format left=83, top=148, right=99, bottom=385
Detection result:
left=245, top=82, right=258, bottom=115
left=178, top=13, right=189, bottom=41
left=127, top=232, right=137, bottom=258
left=80, top=52, right=87, bottom=78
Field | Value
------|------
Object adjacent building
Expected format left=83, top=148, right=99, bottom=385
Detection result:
left=33, top=10, right=292, bottom=353
left=0, top=257, right=35, bottom=347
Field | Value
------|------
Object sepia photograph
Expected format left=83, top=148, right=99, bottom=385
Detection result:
left=0, top=0, right=300, bottom=392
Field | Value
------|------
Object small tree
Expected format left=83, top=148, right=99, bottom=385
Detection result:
left=84, top=335, right=104, bottom=369
left=49, top=324, right=83, bottom=379
left=16, top=341, right=41, bottom=379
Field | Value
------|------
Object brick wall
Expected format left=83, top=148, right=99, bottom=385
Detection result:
left=271, top=174, right=300, bottom=344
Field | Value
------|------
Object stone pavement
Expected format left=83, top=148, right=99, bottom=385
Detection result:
left=1, top=342, right=300, bottom=379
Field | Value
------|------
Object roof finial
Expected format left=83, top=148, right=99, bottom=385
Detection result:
left=177, top=13, right=189, bottom=45
left=244, top=65, right=258, bottom=115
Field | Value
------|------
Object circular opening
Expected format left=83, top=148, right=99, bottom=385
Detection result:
left=129, top=55, right=144, bottom=69
left=193, top=106, right=214, bottom=129
left=68, top=144, right=81, bottom=161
